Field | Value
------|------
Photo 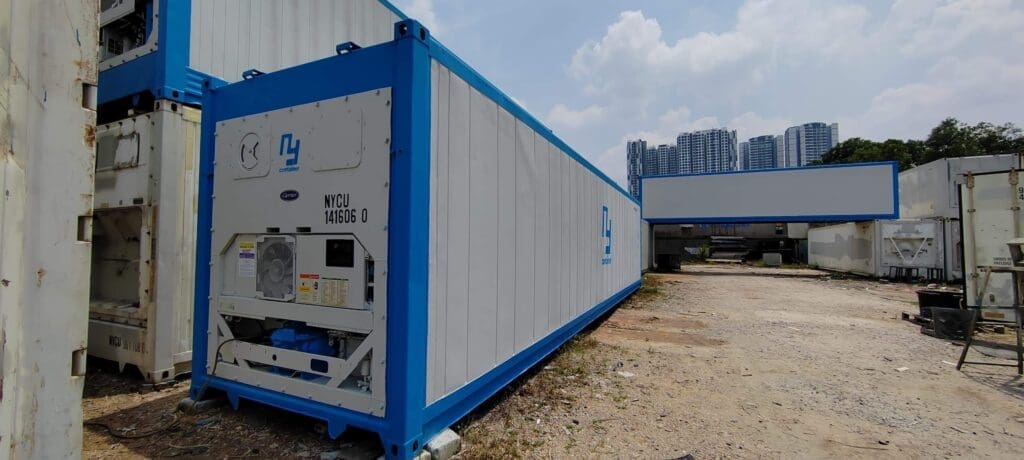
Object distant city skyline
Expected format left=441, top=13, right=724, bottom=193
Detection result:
left=626, top=127, right=737, bottom=198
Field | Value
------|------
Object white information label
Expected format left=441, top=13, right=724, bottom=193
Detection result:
left=238, top=242, right=256, bottom=278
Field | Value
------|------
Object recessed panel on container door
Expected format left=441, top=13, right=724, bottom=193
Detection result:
left=533, top=134, right=550, bottom=339
left=513, top=121, right=536, bottom=352
left=427, top=61, right=450, bottom=401
left=495, top=107, right=517, bottom=361
left=444, top=72, right=470, bottom=393
left=467, top=88, right=498, bottom=378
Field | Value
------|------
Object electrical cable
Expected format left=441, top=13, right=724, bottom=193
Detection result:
left=194, top=337, right=253, bottom=402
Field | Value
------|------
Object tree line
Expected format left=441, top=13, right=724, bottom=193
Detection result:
left=813, top=118, right=1024, bottom=171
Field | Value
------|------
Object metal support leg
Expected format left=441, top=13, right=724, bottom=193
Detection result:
left=956, top=310, right=979, bottom=371
left=1017, top=307, right=1023, bottom=375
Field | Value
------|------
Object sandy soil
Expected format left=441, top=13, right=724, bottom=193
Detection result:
left=82, top=265, right=1024, bottom=459
left=461, top=266, right=1024, bottom=458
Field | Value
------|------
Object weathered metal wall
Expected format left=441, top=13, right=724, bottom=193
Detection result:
left=808, top=222, right=876, bottom=276
left=89, top=102, right=201, bottom=382
left=0, top=0, right=97, bottom=457
left=426, top=61, right=641, bottom=404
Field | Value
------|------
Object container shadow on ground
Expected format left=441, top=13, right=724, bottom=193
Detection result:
left=83, top=370, right=383, bottom=459
left=960, top=368, right=1024, bottom=402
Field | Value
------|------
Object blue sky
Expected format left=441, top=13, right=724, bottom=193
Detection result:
left=397, top=0, right=1024, bottom=185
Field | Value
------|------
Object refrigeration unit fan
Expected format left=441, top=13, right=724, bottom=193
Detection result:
left=257, top=237, right=295, bottom=301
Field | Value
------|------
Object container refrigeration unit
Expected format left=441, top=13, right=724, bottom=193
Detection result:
left=188, top=20, right=642, bottom=458
left=91, top=0, right=408, bottom=382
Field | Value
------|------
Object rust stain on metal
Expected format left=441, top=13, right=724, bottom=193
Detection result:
left=36, top=268, right=45, bottom=287
left=84, top=125, right=96, bottom=148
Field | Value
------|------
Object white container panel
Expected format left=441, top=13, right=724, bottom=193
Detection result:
left=808, top=222, right=876, bottom=276
left=0, top=0, right=97, bottom=457
left=190, top=0, right=402, bottom=83
left=426, top=63, right=640, bottom=404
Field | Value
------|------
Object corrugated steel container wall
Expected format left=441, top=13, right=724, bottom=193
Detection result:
left=808, top=222, right=876, bottom=276
left=0, top=0, right=97, bottom=457
left=425, top=61, right=640, bottom=404
left=189, top=0, right=401, bottom=83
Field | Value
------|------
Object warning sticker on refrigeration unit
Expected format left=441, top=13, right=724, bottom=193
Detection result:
left=238, top=242, right=256, bottom=278
left=297, top=273, right=321, bottom=304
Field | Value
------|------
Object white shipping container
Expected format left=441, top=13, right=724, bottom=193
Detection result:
left=899, top=154, right=1019, bottom=219
left=0, top=0, right=97, bottom=457
left=89, top=101, right=201, bottom=382
left=961, top=167, right=1023, bottom=320
left=809, top=220, right=944, bottom=278
left=642, top=162, right=898, bottom=224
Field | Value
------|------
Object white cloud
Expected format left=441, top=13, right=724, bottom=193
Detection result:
left=844, top=56, right=1024, bottom=140
left=728, top=112, right=793, bottom=144
left=398, top=0, right=443, bottom=35
left=568, top=2, right=870, bottom=106
left=545, top=104, right=606, bottom=130
left=553, top=0, right=1024, bottom=184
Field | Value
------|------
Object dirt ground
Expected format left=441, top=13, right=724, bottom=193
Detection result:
left=82, top=265, right=1024, bottom=459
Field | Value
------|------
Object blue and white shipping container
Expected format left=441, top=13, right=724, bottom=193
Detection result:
left=90, top=0, right=410, bottom=381
left=189, top=20, right=641, bottom=458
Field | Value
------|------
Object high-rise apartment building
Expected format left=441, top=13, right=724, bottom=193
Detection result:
left=739, top=141, right=751, bottom=170
left=775, top=135, right=785, bottom=168
left=782, top=122, right=840, bottom=166
left=747, top=135, right=778, bottom=170
left=625, top=128, right=739, bottom=199
left=677, top=128, right=737, bottom=175
left=626, top=139, right=646, bottom=198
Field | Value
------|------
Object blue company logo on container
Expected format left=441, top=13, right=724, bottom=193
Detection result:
left=279, top=133, right=300, bottom=173
left=601, top=205, right=613, bottom=265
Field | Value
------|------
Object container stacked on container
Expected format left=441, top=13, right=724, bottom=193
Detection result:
left=92, top=0, right=409, bottom=382
left=189, top=20, right=641, bottom=458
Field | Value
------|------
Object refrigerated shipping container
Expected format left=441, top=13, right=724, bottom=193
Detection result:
left=99, top=0, right=408, bottom=106
left=961, top=165, right=1024, bottom=322
left=91, top=0, right=411, bottom=382
left=900, top=154, right=1019, bottom=220
left=88, top=101, right=201, bottom=382
left=189, top=20, right=642, bottom=458
left=808, top=220, right=945, bottom=279
left=1, top=0, right=97, bottom=457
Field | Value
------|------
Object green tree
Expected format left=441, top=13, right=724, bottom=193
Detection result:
left=817, top=118, right=1023, bottom=171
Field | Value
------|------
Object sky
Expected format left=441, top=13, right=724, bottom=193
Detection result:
left=395, top=0, right=1024, bottom=186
